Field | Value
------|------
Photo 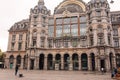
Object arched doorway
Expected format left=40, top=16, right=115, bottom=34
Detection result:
left=47, top=54, right=54, bottom=70
left=9, top=55, right=14, bottom=69
left=55, top=54, right=61, bottom=70
left=90, top=53, right=95, bottom=71
left=81, top=53, right=88, bottom=70
left=116, top=54, right=120, bottom=68
left=39, top=54, right=44, bottom=70
left=72, top=53, right=79, bottom=70
left=16, top=55, right=21, bottom=66
left=109, top=53, right=113, bottom=70
left=64, top=54, right=70, bottom=70
left=30, top=59, right=34, bottom=70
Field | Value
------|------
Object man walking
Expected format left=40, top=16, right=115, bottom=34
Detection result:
left=15, top=64, right=19, bottom=76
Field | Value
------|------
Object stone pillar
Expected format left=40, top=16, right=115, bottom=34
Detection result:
left=105, top=58, right=110, bottom=71
left=35, top=57, right=39, bottom=70
left=79, top=55, right=81, bottom=70
left=88, top=56, right=91, bottom=71
left=34, top=58, right=37, bottom=70
left=44, top=54, right=47, bottom=70
left=69, top=55, right=73, bottom=71
left=53, top=55, right=55, bottom=70
left=61, top=55, right=64, bottom=70
left=93, top=30, right=97, bottom=46
left=113, top=55, right=116, bottom=68
left=37, top=33, right=40, bottom=48
left=27, top=58, right=30, bottom=70
left=98, top=59, right=101, bottom=71
left=20, top=58, right=24, bottom=69
left=104, top=29, right=108, bottom=45
left=30, top=32, right=33, bottom=47
left=95, top=56, right=98, bottom=71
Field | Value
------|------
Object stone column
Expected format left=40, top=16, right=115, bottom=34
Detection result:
left=35, top=57, right=39, bottom=70
left=104, top=29, right=108, bottom=45
left=95, top=56, right=98, bottom=71
left=27, top=58, right=30, bottom=70
left=105, top=57, right=110, bottom=71
left=79, top=54, right=81, bottom=70
left=69, top=54, right=73, bottom=71
left=53, top=55, right=55, bottom=70
left=29, top=33, right=32, bottom=47
left=98, top=59, right=101, bottom=71
left=34, top=58, right=37, bottom=70
left=20, top=58, right=24, bottom=69
left=93, top=30, right=97, bottom=46
left=88, top=56, right=91, bottom=71
left=37, top=32, right=40, bottom=48
left=44, top=54, right=47, bottom=70
left=61, top=54, right=64, bottom=70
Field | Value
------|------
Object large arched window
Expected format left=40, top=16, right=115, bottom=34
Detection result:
left=16, top=55, right=21, bottom=65
left=47, top=54, right=54, bottom=70
left=72, top=53, right=79, bottom=70
left=81, top=53, right=88, bottom=70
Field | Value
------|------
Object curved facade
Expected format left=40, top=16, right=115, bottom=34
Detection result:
left=5, top=0, right=120, bottom=71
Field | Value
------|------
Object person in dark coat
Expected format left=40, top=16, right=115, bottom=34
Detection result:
left=15, top=64, right=19, bottom=76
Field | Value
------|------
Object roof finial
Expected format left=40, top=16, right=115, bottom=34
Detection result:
left=38, top=0, right=44, bottom=5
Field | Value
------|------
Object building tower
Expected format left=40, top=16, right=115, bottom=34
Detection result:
left=27, top=0, right=50, bottom=70
left=86, top=0, right=115, bottom=71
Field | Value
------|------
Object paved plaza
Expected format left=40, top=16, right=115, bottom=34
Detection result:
left=0, top=69, right=114, bottom=80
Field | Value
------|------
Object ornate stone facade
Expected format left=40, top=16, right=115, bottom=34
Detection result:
left=5, top=0, right=120, bottom=71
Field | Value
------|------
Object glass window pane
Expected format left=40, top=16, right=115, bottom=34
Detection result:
left=71, top=17, right=78, bottom=23
left=48, top=26, right=54, bottom=37
left=80, top=16, right=86, bottom=23
left=80, top=23, right=86, bottom=35
left=48, top=19, right=54, bottom=25
left=71, top=24, right=78, bottom=36
left=56, top=25, right=62, bottom=37
left=63, top=25, right=70, bottom=35
left=56, top=18, right=62, bottom=25
left=64, top=17, right=70, bottom=24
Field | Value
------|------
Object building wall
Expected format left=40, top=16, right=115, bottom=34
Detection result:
left=5, top=0, right=120, bottom=71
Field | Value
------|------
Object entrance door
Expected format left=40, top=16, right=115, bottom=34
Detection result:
left=100, top=60, right=105, bottom=69
left=30, top=59, right=34, bottom=70
left=10, top=63, right=13, bottom=69
left=39, top=54, right=44, bottom=70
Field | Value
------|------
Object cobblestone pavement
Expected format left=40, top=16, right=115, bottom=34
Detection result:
left=0, top=69, right=114, bottom=80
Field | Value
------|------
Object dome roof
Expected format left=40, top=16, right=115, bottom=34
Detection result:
left=54, top=0, right=86, bottom=14
left=90, top=0, right=107, bottom=4
left=9, top=19, right=29, bottom=32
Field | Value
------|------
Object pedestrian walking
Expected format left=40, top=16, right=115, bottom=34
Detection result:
left=15, top=64, right=19, bottom=76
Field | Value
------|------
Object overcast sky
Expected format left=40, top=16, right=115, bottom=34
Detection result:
left=0, top=0, right=120, bottom=52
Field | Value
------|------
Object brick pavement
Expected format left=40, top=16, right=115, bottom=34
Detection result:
left=0, top=69, right=114, bottom=80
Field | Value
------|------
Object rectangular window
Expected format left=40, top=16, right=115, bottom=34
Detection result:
left=48, top=19, right=54, bottom=25
left=63, top=17, right=70, bottom=24
left=12, top=35, right=16, bottom=41
left=114, top=39, right=119, bottom=47
left=48, top=26, right=54, bottom=37
left=71, top=24, right=78, bottom=36
left=56, top=18, right=63, bottom=25
left=56, top=25, right=62, bottom=37
left=96, top=11, right=101, bottom=16
left=71, top=17, right=78, bottom=23
left=80, top=16, right=86, bottom=23
left=18, top=42, right=22, bottom=50
left=80, top=23, right=86, bottom=35
left=19, top=34, right=23, bottom=41
left=11, top=43, right=15, bottom=50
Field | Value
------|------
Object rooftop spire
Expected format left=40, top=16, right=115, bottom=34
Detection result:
left=38, top=0, right=44, bottom=5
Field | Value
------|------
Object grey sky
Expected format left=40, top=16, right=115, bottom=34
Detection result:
left=0, top=0, right=119, bottom=52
